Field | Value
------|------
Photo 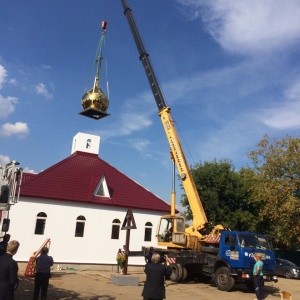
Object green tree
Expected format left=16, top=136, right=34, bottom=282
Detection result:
left=248, top=134, right=300, bottom=249
left=180, top=160, right=258, bottom=232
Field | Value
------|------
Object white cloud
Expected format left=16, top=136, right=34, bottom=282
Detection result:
left=260, top=79, right=300, bottom=130
left=153, top=61, right=300, bottom=168
left=91, top=90, right=154, bottom=140
left=0, top=95, right=18, bottom=119
left=9, top=78, right=17, bottom=85
left=284, top=80, right=300, bottom=100
left=0, top=65, right=19, bottom=119
left=41, top=65, right=52, bottom=70
left=0, top=155, right=10, bottom=166
left=0, top=65, right=7, bottom=89
left=0, top=122, right=30, bottom=137
left=23, top=167, right=37, bottom=174
left=131, top=139, right=150, bottom=152
left=262, top=103, right=300, bottom=130
left=94, top=112, right=153, bottom=141
left=176, top=0, right=300, bottom=55
left=119, top=113, right=152, bottom=135
left=195, top=114, right=261, bottom=166
left=35, top=82, right=53, bottom=99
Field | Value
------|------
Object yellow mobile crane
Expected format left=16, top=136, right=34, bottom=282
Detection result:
left=121, top=0, right=223, bottom=252
left=121, top=2, right=278, bottom=290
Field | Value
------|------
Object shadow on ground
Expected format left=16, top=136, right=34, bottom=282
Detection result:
left=15, top=273, right=116, bottom=300
left=167, top=277, right=282, bottom=299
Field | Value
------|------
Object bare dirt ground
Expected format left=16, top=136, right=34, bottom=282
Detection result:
left=15, top=270, right=299, bottom=300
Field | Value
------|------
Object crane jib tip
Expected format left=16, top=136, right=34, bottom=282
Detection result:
left=101, top=21, right=107, bottom=30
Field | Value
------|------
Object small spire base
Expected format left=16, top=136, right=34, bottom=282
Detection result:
left=78, top=107, right=110, bottom=120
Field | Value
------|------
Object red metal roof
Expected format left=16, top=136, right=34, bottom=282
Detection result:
left=20, top=151, right=171, bottom=213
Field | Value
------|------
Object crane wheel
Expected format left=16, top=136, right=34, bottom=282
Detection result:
left=182, top=267, right=188, bottom=282
left=169, top=263, right=183, bottom=282
left=214, top=267, right=235, bottom=291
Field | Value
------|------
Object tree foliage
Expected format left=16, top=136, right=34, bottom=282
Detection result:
left=180, top=135, right=300, bottom=249
left=248, top=134, right=300, bottom=249
left=180, top=159, right=258, bottom=231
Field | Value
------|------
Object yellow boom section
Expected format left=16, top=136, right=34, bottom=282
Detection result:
left=159, top=107, right=208, bottom=231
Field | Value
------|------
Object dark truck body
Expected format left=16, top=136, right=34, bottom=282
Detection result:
left=130, top=230, right=277, bottom=291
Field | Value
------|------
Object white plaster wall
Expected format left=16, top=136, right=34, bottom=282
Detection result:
left=7, top=198, right=164, bottom=266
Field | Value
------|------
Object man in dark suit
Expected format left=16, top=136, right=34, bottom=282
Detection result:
left=0, top=240, right=20, bottom=300
left=142, top=253, right=172, bottom=300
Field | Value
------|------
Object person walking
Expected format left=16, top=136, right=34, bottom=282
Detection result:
left=253, top=253, right=264, bottom=300
left=0, top=240, right=20, bottom=300
left=142, top=253, right=171, bottom=300
left=33, top=247, right=54, bottom=300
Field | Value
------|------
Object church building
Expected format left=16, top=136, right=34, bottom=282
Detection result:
left=7, top=132, right=170, bottom=267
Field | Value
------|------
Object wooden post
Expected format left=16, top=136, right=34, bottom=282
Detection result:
left=123, top=225, right=131, bottom=275
left=121, top=209, right=137, bottom=275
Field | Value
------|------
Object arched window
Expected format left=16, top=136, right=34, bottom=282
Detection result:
left=75, top=215, right=86, bottom=237
left=144, top=222, right=153, bottom=242
left=86, top=139, right=91, bottom=149
left=111, top=219, right=121, bottom=240
left=34, top=212, right=47, bottom=235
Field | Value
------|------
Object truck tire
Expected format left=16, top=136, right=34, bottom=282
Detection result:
left=182, top=267, right=188, bottom=282
left=214, top=267, right=235, bottom=291
left=170, top=263, right=183, bottom=282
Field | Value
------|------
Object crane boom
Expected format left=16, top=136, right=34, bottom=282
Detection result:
left=121, top=1, right=166, bottom=111
left=121, top=0, right=208, bottom=233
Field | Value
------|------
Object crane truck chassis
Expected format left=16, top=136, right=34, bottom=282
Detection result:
left=121, top=0, right=278, bottom=292
left=130, top=230, right=277, bottom=291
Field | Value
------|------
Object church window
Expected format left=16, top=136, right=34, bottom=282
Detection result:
left=86, top=139, right=91, bottom=149
left=34, top=212, right=47, bottom=235
left=144, top=222, right=152, bottom=242
left=75, top=215, right=86, bottom=237
left=111, top=219, right=121, bottom=239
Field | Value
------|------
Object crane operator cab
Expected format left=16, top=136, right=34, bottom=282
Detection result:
left=157, top=216, right=186, bottom=247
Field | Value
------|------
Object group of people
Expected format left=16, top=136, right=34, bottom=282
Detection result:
left=0, top=233, right=264, bottom=300
left=0, top=234, right=54, bottom=300
left=143, top=246, right=265, bottom=300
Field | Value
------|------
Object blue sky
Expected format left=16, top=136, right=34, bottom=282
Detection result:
left=1, top=1, right=300, bottom=207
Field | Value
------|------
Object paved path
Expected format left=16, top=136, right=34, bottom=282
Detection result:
left=15, top=270, right=299, bottom=300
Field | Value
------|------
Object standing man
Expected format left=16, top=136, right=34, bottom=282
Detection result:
left=0, top=240, right=20, bottom=299
left=142, top=253, right=171, bottom=300
left=0, top=234, right=11, bottom=256
left=33, top=247, right=54, bottom=300
left=253, top=253, right=264, bottom=300
left=144, top=247, right=154, bottom=264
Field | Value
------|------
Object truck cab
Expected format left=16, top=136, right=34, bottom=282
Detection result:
left=215, top=231, right=277, bottom=290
